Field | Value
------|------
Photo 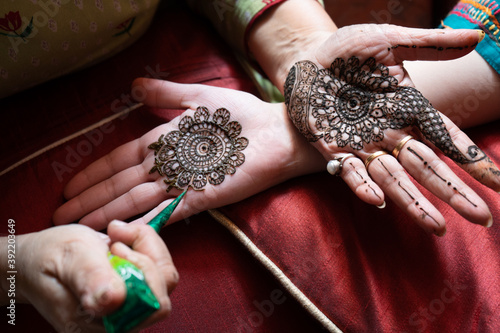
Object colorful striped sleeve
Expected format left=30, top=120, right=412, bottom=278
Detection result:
left=441, top=0, right=500, bottom=73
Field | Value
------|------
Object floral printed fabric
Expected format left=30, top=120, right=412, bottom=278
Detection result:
left=0, top=0, right=160, bottom=98
left=185, top=0, right=324, bottom=56
left=442, top=0, right=500, bottom=73
left=0, top=1, right=324, bottom=98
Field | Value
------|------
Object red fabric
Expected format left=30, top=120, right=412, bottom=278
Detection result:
left=221, top=121, right=500, bottom=332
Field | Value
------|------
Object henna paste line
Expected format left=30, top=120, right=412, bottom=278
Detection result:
left=427, top=165, right=447, bottom=183
left=418, top=45, right=438, bottom=50
left=407, top=146, right=478, bottom=208
left=369, top=185, right=381, bottom=199
left=408, top=146, right=447, bottom=183
left=351, top=162, right=382, bottom=199
left=419, top=207, right=441, bottom=227
left=398, top=181, right=415, bottom=201
left=379, top=160, right=396, bottom=181
left=378, top=156, right=440, bottom=221
left=453, top=187, right=478, bottom=208
left=389, top=42, right=477, bottom=51
left=407, top=147, right=423, bottom=162
left=391, top=44, right=410, bottom=49
left=489, top=167, right=500, bottom=176
left=352, top=162, right=364, bottom=181
left=379, top=157, right=422, bottom=208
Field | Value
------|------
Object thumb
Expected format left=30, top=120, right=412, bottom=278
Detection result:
left=132, top=77, right=207, bottom=110
left=385, top=26, right=484, bottom=62
left=321, top=24, right=484, bottom=65
left=58, top=228, right=126, bottom=316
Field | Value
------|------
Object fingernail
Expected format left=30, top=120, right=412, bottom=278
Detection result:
left=434, top=227, right=447, bottom=237
left=484, top=216, right=493, bottom=228
left=109, top=220, right=127, bottom=227
left=376, top=201, right=386, bottom=209
left=477, top=29, right=485, bottom=43
left=97, top=232, right=110, bottom=240
left=113, top=241, right=128, bottom=251
left=94, top=287, right=111, bottom=307
left=172, top=271, right=179, bottom=283
left=83, top=286, right=111, bottom=310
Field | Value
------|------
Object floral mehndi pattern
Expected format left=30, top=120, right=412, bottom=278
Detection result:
left=284, top=57, right=487, bottom=165
left=149, top=106, right=248, bottom=192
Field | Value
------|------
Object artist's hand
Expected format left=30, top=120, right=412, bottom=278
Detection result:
left=3, top=222, right=176, bottom=332
left=284, top=24, right=500, bottom=235
left=53, top=79, right=324, bottom=230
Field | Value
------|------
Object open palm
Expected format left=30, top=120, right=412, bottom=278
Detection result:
left=286, top=24, right=500, bottom=235
left=53, top=79, right=324, bottom=230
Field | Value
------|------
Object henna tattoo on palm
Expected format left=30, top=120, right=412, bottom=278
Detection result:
left=284, top=57, right=486, bottom=165
left=148, top=106, right=248, bottom=192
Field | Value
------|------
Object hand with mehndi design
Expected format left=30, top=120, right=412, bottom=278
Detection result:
left=284, top=24, right=500, bottom=235
left=52, top=79, right=324, bottom=230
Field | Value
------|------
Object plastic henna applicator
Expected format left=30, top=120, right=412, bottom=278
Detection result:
left=103, top=189, right=187, bottom=333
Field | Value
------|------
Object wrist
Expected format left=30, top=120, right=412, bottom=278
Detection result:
left=273, top=103, right=325, bottom=182
left=248, top=0, right=336, bottom=91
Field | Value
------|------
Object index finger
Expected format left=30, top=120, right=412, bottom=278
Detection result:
left=106, top=221, right=178, bottom=292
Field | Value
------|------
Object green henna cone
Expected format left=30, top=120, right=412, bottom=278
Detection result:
left=103, top=190, right=187, bottom=332
left=103, top=254, right=160, bottom=333
left=147, top=189, right=188, bottom=233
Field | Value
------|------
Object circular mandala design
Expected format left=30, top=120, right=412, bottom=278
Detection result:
left=309, top=57, right=401, bottom=150
left=148, top=106, right=248, bottom=191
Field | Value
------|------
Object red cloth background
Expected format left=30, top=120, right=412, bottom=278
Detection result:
left=1, top=1, right=499, bottom=333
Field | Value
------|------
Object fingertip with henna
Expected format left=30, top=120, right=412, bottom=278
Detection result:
left=476, top=29, right=485, bottom=43
left=485, top=216, right=493, bottom=228
left=434, top=227, right=447, bottom=237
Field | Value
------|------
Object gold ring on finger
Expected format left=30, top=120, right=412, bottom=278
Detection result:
left=364, top=151, right=390, bottom=171
left=392, top=135, right=414, bottom=160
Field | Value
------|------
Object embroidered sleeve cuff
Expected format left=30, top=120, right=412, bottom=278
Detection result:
left=441, top=0, right=500, bottom=73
